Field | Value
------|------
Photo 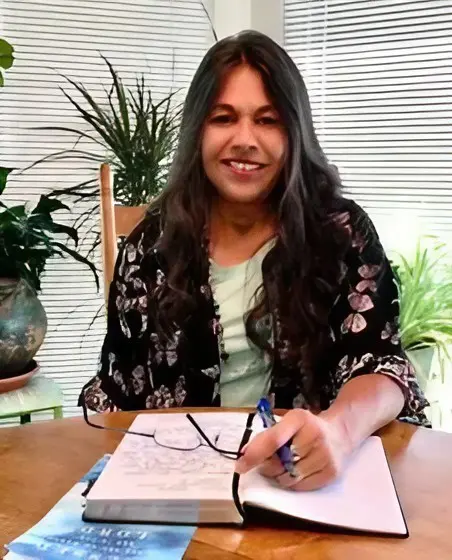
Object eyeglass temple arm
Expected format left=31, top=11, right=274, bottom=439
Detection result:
left=81, top=393, right=157, bottom=438
left=82, top=392, right=244, bottom=455
left=186, top=413, right=243, bottom=458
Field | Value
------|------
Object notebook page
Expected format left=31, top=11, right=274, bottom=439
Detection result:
left=88, top=412, right=249, bottom=504
left=241, top=436, right=407, bottom=535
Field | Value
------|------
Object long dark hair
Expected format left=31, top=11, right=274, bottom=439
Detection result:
left=149, top=30, right=350, bottom=400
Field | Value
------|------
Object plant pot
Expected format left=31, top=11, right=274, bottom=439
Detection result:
left=0, top=359, right=40, bottom=393
left=0, top=278, right=47, bottom=377
left=407, top=346, right=452, bottom=430
left=114, top=204, right=148, bottom=236
left=406, top=347, right=435, bottom=392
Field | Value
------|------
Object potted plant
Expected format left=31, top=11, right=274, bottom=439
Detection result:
left=23, top=0, right=217, bottom=249
left=0, top=169, right=99, bottom=384
left=25, top=56, right=183, bottom=257
left=392, top=238, right=452, bottom=426
left=1, top=36, right=98, bottom=387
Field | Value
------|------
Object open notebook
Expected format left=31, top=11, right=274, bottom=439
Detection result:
left=83, top=412, right=408, bottom=537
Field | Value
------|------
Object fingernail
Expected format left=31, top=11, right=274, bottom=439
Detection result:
left=235, top=459, right=248, bottom=474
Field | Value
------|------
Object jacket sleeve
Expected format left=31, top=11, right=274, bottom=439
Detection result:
left=79, top=230, right=152, bottom=412
left=328, top=203, right=430, bottom=427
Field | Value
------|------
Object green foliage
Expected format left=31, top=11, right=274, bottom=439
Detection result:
left=0, top=38, right=15, bottom=219
left=0, top=167, right=13, bottom=195
left=0, top=176, right=99, bottom=292
left=0, top=38, right=14, bottom=87
left=25, top=56, right=182, bottom=256
left=30, top=56, right=182, bottom=206
left=393, top=238, right=452, bottom=371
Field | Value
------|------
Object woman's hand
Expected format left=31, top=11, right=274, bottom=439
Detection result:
left=235, top=408, right=353, bottom=491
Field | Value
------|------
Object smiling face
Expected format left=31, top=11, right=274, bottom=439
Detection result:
left=201, top=64, right=287, bottom=206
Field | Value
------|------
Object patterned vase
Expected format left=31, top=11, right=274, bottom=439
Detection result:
left=0, top=278, right=47, bottom=378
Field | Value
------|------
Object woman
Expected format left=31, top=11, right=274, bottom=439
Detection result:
left=80, top=30, right=429, bottom=491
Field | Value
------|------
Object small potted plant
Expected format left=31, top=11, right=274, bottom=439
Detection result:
left=393, top=238, right=452, bottom=425
left=0, top=169, right=99, bottom=388
left=1, top=36, right=98, bottom=388
left=27, top=56, right=182, bottom=257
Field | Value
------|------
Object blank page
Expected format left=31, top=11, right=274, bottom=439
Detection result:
left=242, top=436, right=407, bottom=536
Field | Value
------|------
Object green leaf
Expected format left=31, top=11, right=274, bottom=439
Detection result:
left=0, top=38, right=14, bottom=63
left=53, top=241, right=99, bottom=291
left=0, top=52, right=14, bottom=71
left=48, top=222, right=79, bottom=245
left=0, top=38, right=15, bottom=86
left=59, top=79, right=122, bottom=151
left=102, top=55, right=130, bottom=146
left=0, top=195, right=97, bottom=292
left=0, top=204, right=27, bottom=220
left=0, top=167, right=13, bottom=195
left=394, top=236, right=452, bottom=362
left=48, top=178, right=98, bottom=201
left=22, top=148, right=103, bottom=173
left=28, top=214, right=79, bottom=245
left=32, top=195, right=70, bottom=215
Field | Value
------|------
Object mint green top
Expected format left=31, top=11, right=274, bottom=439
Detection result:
left=210, top=239, right=275, bottom=407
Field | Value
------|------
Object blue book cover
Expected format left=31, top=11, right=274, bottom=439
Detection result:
left=5, top=455, right=196, bottom=560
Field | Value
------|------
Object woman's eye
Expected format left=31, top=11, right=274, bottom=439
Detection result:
left=210, top=114, right=232, bottom=123
left=257, top=116, right=279, bottom=125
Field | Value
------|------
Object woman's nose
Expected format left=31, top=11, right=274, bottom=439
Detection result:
left=232, top=118, right=258, bottom=149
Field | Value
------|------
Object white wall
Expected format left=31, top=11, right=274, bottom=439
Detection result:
left=251, top=0, right=283, bottom=45
left=210, top=0, right=283, bottom=44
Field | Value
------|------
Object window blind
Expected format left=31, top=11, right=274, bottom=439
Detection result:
left=0, top=0, right=213, bottom=419
left=284, top=0, right=452, bottom=251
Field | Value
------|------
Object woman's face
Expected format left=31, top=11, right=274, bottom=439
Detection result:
left=201, top=64, right=287, bottom=206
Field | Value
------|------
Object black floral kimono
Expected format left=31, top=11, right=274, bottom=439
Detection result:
left=79, top=198, right=430, bottom=427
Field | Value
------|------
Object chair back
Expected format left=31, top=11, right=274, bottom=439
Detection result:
left=99, top=163, right=147, bottom=305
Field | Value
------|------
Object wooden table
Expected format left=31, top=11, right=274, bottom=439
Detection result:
left=1, top=410, right=452, bottom=559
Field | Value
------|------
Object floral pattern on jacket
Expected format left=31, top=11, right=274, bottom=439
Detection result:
left=79, top=199, right=430, bottom=427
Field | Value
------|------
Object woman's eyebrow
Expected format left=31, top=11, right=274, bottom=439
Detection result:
left=255, top=104, right=277, bottom=115
left=210, top=103, right=234, bottom=112
left=210, top=103, right=277, bottom=114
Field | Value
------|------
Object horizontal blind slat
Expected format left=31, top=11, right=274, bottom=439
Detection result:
left=284, top=0, right=452, bottom=252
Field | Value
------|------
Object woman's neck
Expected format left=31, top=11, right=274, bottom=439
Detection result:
left=214, top=198, right=273, bottom=231
left=209, top=199, right=277, bottom=266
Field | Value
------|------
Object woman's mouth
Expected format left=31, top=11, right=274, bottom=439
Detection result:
left=221, top=159, right=268, bottom=176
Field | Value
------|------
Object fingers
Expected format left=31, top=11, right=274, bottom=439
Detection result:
left=260, top=443, right=329, bottom=489
left=259, top=454, right=288, bottom=478
left=279, top=446, right=329, bottom=485
left=289, top=464, right=339, bottom=491
left=235, top=409, right=308, bottom=474
left=235, top=408, right=343, bottom=494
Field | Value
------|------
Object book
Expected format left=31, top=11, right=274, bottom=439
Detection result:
left=5, top=454, right=196, bottom=560
left=82, top=412, right=408, bottom=537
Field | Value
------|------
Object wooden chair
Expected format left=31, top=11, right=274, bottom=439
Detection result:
left=99, top=163, right=147, bottom=305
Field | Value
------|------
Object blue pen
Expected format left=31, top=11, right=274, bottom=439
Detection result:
left=256, top=397, right=298, bottom=478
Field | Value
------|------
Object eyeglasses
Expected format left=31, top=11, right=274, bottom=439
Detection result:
left=80, top=391, right=249, bottom=460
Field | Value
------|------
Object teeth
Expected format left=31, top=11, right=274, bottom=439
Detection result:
left=229, top=161, right=260, bottom=171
